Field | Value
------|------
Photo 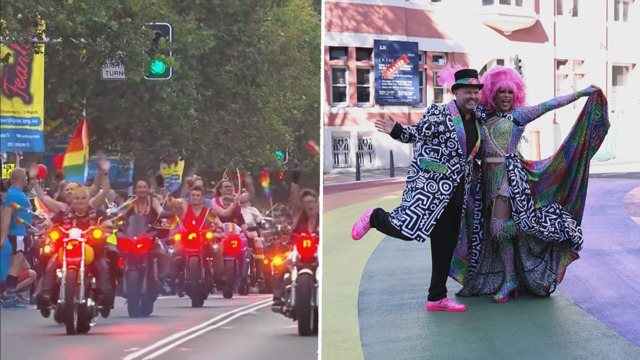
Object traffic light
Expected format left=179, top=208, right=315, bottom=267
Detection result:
left=274, top=149, right=288, bottom=163
left=514, top=54, right=522, bottom=76
left=145, top=22, right=172, bottom=80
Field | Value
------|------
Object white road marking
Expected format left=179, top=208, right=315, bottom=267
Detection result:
left=140, top=302, right=272, bottom=360
left=122, top=298, right=271, bottom=360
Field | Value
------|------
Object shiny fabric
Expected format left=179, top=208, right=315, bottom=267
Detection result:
left=452, top=89, right=609, bottom=297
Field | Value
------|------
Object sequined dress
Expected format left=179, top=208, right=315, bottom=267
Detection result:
left=454, top=88, right=610, bottom=297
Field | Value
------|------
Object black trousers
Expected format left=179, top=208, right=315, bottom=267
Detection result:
left=370, top=201, right=463, bottom=302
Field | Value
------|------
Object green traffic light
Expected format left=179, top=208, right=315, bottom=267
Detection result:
left=150, top=59, right=167, bottom=75
left=275, top=150, right=285, bottom=161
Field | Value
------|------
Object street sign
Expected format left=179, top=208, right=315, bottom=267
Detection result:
left=101, top=61, right=126, bottom=80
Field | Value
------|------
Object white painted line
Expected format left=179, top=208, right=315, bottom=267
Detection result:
left=122, top=298, right=271, bottom=360
left=140, top=302, right=272, bottom=359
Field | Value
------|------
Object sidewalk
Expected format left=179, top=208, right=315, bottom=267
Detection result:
left=323, top=158, right=640, bottom=186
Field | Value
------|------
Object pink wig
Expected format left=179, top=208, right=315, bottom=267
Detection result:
left=436, top=64, right=463, bottom=90
left=479, top=66, right=526, bottom=113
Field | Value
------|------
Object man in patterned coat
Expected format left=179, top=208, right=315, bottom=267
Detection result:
left=351, top=68, right=484, bottom=312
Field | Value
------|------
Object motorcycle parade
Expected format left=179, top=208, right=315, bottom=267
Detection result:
left=1, top=163, right=319, bottom=340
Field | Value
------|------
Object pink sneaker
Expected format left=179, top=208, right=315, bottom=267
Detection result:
left=351, top=207, right=375, bottom=240
left=426, top=298, right=466, bottom=312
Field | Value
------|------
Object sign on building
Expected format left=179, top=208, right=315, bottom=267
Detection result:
left=374, top=40, right=419, bottom=105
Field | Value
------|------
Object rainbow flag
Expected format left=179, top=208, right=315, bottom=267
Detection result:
left=62, top=111, right=89, bottom=184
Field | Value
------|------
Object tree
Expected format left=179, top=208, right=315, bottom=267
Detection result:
left=1, top=0, right=320, bottom=184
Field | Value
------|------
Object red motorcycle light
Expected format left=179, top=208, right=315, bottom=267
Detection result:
left=204, top=231, right=214, bottom=240
left=272, top=255, right=284, bottom=267
left=263, top=259, right=269, bottom=265
left=43, top=245, right=53, bottom=254
left=295, top=237, right=317, bottom=260
left=173, top=233, right=182, bottom=242
left=223, top=233, right=243, bottom=257
left=118, top=237, right=153, bottom=254
left=65, top=241, right=82, bottom=258
left=117, top=257, right=125, bottom=267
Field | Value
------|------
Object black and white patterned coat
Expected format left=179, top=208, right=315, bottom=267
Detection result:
left=388, top=101, right=481, bottom=243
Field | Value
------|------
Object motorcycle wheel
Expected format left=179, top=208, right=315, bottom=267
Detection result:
left=64, top=269, right=78, bottom=335
left=222, top=260, right=236, bottom=299
left=126, top=270, right=142, bottom=318
left=54, top=304, right=65, bottom=324
left=238, top=279, right=249, bottom=296
left=313, top=307, right=319, bottom=334
left=187, top=257, right=204, bottom=308
left=141, top=299, right=155, bottom=317
left=296, top=273, right=315, bottom=336
left=76, top=304, right=93, bottom=334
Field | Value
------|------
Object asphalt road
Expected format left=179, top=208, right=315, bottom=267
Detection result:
left=0, top=292, right=318, bottom=360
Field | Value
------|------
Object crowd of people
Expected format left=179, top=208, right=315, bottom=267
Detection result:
left=0, top=160, right=319, bottom=311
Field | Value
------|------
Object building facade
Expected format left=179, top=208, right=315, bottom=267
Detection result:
left=323, top=0, right=640, bottom=173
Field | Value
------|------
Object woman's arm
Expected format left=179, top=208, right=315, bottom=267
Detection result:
left=89, top=160, right=111, bottom=209
left=31, top=179, right=66, bottom=213
left=210, top=197, right=240, bottom=218
left=513, top=85, right=598, bottom=126
left=151, top=197, right=164, bottom=216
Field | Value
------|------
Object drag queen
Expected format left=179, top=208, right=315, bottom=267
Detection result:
left=448, top=66, right=609, bottom=302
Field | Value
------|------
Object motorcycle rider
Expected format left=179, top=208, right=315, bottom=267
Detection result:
left=272, top=187, right=319, bottom=311
left=239, top=192, right=264, bottom=280
left=38, top=186, right=115, bottom=312
left=169, top=185, right=235, bottom=294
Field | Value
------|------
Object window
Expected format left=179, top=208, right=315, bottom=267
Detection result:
left=332, top=137, right=351, bottom=168
left=357, top=137, right=375, bottom=167
left=483, top=0, right=523, bottom=5
left=556, top=59, right=569, bottom=72
left=418, top=69, right=426, bottom=105
left=432, top=53, right=447, bottom=66
left=612, top=65, right=630, bottom=87
left=433, top=70, right=444, bottom=104
left=419, top=52, right=426, bottom=64
left=331, top=67, right=348, bottom=105
left=356, top=48, right=372, bottom=62
left=330, top=47, right=348, bottom=61
left=557, top=0, right=579, bottom=16
left=614, top=0, right=630, bottom=22
left=356, top=68, right=372, bottom=104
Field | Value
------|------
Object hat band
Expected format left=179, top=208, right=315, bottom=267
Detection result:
left=455, top=78, right=480, bottom=85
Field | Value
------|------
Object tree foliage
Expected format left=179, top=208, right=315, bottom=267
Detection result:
left=1, top=0, right=320, bottom=181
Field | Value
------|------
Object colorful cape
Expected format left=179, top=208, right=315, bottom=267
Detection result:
left=450, top=90, right=610, bottom=290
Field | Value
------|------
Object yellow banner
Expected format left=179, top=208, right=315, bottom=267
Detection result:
left=0, top=41, right=45, bottom=152
left=2, top=163, right=15, bottom=179
left=161, top=159, right=185, bottom=193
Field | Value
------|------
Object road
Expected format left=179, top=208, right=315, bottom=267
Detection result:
left=322, top=173, right=640, bottom=360
left=0, top=293, right=318, bottom=360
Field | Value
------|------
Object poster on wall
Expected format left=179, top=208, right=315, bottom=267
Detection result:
left=0, top=43, right=46, bottom=152
left=374, top=39, right=419, bottom=105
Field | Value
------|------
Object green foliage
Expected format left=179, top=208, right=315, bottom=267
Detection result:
left=1, top=0, right=320, bottom=179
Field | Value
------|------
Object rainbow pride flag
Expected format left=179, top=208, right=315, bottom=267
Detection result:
left=62, top=111, right=89, bottom=184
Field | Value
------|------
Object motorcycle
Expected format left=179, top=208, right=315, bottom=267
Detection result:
left=258, top=222, right=292, bottom=294
left=117, top=214, right=165, bottom=317
left=278, top=232, right=319, bottom=336
left=172, top=226, right=218, bottom=307
left=216, top=222, right=251, bottom=299
left=43, top=225, right=106, bottom=335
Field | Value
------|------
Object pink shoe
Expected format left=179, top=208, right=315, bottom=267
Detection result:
left=426, top=298, right=466, bottom=312
left=351, top=207, right=375, bottom=240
